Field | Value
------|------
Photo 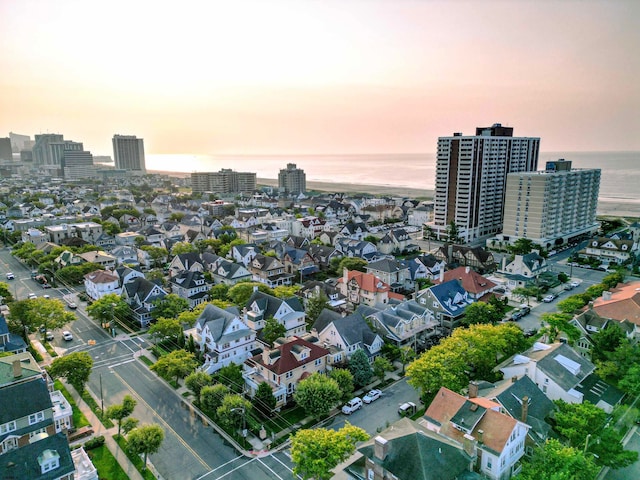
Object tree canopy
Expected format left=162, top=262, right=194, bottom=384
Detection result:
left=148, top=317, right=183, bottom=344
left=518, top=439, right=599, bottom=480
left=291, top=423, right=369, bottom=480
left=86, top=293, right=131, bottom=326
left=262, top=317, right=286, bottom=347
left=106, top=395, right=137, bottom=437
left=349, top=349, right=373, bottom=388
left=227, top=282, right=274, bottom=306
left=294, top=373, right=342, bottom=417
left=328, top=368, right=355, bottom=402
left=460, top=301, right=504, bottom=327
left=151, top=294, right=189, bottom=320
left=150, top=349, right=197, bottom=383
left=7, top=298, right=75, bottom=340
left=48, top=351, right=93, bottom=393
left=305, top=294, right=329, bottom=329
left=127, top=424, right=165, bottom=471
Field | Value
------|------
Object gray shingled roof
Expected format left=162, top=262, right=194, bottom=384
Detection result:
left=536, top=343, right=595, bottom=392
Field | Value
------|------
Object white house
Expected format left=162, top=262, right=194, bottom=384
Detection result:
left=84, top=270, right=121, bottom=300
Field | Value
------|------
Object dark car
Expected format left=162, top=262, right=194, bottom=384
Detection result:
left=510, top=310, right=523, bottom=321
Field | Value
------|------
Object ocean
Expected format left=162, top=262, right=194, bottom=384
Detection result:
left=146, top=151, right=640, bottom=205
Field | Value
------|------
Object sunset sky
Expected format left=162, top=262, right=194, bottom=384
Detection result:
left=0, top=0, right=638, bottom=156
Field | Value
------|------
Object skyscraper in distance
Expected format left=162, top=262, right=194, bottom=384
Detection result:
left=432, top=123, right=540, bottom=243
left=278, top=163, right=306, bottom=195
left=112, top=134, right=146, bottom=173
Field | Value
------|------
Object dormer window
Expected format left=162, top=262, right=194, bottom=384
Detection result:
left=38, top=449, right=60, bottom=474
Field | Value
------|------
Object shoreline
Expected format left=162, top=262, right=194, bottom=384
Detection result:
left=150, top=170, right=640, bottom=219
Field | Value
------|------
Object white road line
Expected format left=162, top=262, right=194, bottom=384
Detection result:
left=269, top=453, right=301, bottom=479
left=207, top=457, right=259, bottom=480
left=194, top=456, right=246, bottom=480
left=257, top=457, right=285, bottom=480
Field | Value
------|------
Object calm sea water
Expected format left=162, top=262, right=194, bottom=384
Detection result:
left=146, top=151, right=640, bottom=203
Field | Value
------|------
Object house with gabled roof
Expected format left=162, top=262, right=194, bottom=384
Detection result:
left=377, top=228, right=418, bottom=255
left=580, top=237, right=635, bottom=266
left=307, top=244, right=342, bottom=270
left=169, top=270, right=211, bottom=308
left=435, top=245, right=496, bottom=272
left=249, top=254, right=294, bottom=287
left=114, top=265, right=145, bottom=287
left=434, top=266, right=497, bottom=301
left=422, top=387, right=529, bottom=480
left=338, top=417, right=478, bottom=480
left=416, top=280, right=474, bottom=334
left=0, top=314, right=27, bottom=354
left=339, top=221, right=369, bottom=241
left=111, top=245, right=139, bottom=266
left=412, top=254, right=446, bottom=280
left=168, top=252, right=204, bottom=277
left=231, top=243, right=259, bottom=267
left=337, top=268, right=403, bottom=308
left=335, top=238, right=378, bottom=261
left=498, top=253, right=547, bottom=289
left=496, top=342, right=623, bottom=413
left=591, top=281, right=640, bottom=333
left=122, top=277, right=168, bottom=327
left=184, top=304, right=256, bottom=374
left=84, top=270, right=121, bottom=300
left=243, top=290, right=306, bottom=338
left=365, top=258, right=411, bottom=292
left=283, top=247, right=318, bottom=277
left=312, top=309, right=383, bottom=363
left=297, top=281, right=347, bottom=310
left=243, top=336, right=331, bottom=406
left=211, top=258, right=252, bottom=285
left=366, top=299, right=439, bottom=348
left=77, top=250, right=117, bottom=270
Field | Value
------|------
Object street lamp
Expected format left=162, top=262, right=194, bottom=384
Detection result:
left=230, top=407, right=247, bottom=438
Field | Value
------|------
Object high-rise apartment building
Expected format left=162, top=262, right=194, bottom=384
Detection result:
left=48, top=141, right=83, bottom=166
left=500, top=159, right=600, bottom=247
left=32, top=134, right=64, bottom=167
left=112, top=134, right=146, bottom=173
left=191, top=169, right=257, bottom=195
left=0, top=137, right=12, bottom=160
left=9, top=132, right=31, bottom=152
left=61, top=150, right=96, bottom=180
left=433, top=124, right=540, bottom=243
left=278, top=163, right=306, bottom=195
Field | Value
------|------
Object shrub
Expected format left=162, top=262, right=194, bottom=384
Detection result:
left=84, top=435, right=106, bottom=450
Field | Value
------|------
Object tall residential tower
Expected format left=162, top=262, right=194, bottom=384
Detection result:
left=278, top=163, right=306, bottom=195
left=112, top=134, right=146, bottom=173
left=433, top=124, right=539, bottom=243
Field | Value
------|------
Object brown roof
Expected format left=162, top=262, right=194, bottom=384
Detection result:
left=592, top=282, right=640, bottom=325
left=337, top=270, right=390, bottom=293
left=251, top=336, right=330, bottom=375
left=425, top=387, right=516, bottom=455
left=84, top=269, right=118, bottom=284
left=434, top=266, right=496, bottom=295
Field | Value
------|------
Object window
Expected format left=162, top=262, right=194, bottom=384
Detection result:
left=0, top=421, right=16, bottom=434
left=30, top=427, right=47, bottom=438
left=315, top=359, right=322, bottom=366
left=29, top=411, right=45, bottom=425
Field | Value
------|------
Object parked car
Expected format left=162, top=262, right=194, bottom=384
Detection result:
left=45, top=331, right=54, bottom=341
left=43, top=295, right=50, bottom=300
left=363, top=389, right=382, bottom=404
left=62, top=331, right=73, bottom=341
left=398, top=401, right=417, bottom=416
left=523, top=328, right=538, bottom=338
left=519, top=306, right=531, bottom=316
left=342, top=397, right=363, bottom=415
left=564, top=283, right=574, bottom=291
left=28, top=293, right=37, bottom=300
left=67, top=302, right=78, bottom=310
left=6, top=272, right=14, bottom=280
left=570, top=281, right=580, bottom=288
left=542, top=294, right=555, bottom=303
left=41, top=283, right=52, bottom=289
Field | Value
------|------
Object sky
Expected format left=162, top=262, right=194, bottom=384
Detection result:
left=0, top=0, right=638, bottom=156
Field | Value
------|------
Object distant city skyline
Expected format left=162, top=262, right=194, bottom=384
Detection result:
left=1, top=1, right=638, bottom=156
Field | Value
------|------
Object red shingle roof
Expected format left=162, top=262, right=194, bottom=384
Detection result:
left=592, top=282, right=640, bottom=325
left=434, top=266, right=496, bottom=295
left=251, top=336, right=329, bottom=375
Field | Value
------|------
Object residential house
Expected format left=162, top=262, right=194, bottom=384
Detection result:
left=337, top=269, right=401, bottom=308
left=434, top=266, right=497, bottom=301
left=54, top=250, right=85, bottom=269
left=435, top=245, right=496, bottom=272
left=21, top=228, right=48, bottom=247
left=377, top=228, right=418, bottom=255
left=338, top=417, right=477, bottom=480
left=412, top=254, right=446, bottom=281
left=496, top=342, right=623, bottom=413
left=243, top=290, right=306, bottom=338
left=210, top=258, right=252, bottom=285
left=77, top=250, right=117, bottom=270
left=110, top=245, right=139, bottom=266
left=339, top=222, right=369, bottom=241
left=313, top=309, right=383, bottom=363
left=292, top=216, right=327, bottom=238
left=115, top=231, right=140, bottom=246
left=0, top=314, right=27, bottom=354
left=184, top=304, right=256, bottom=374
left=365, top=258, right=411, bottom=292
left=307, top=244, right=342, bottom=270
left=0, top=352, right=78, bottom=480
left=590, top=282, right=640, bottom=337
left=122, top=277, right=168, bottom=327
left=95, top=232, right=115, bottom=250
left=114, top=265, right=145, bottom=288
left=415, top=280, right=474, bottom=333
left=283, top=247, right=318, bottom=278
left=83, top=270, right=121, bottom=301
left=422, top=386, right=530, bottom=480
left=580, top=237, right=635, bottom=266
left=168, top=252, right=204, bottom=277
left=248, top=254, right=294, bottom=287
left=231, top=243, right=259, bottom=267
left=498, top=253, right=548, bottom=290
left=335, top=238, right=378, bottom=261
left=297, top=281, right=347, bottom=311
left=243, top=336, right=331, bottom=406
left=169, top=271, right=211, bottom=309
left=367, top=300, right=440, bottom=348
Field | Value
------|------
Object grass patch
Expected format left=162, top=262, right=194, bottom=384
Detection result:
left=280, top=405, right=308, bottom=425
left=81, top=390, right=115, bottom=429
left=138, top=355, right=154, bottom=367
left=44, top=342, right=58, bottom=357
left=114, top=434, right=157, bottom=480
left=86, top=444, right=129, bottom=480
left=182, top=391, right=191, bottom=398
left=54, top=380, right=90, bottom=428
left=28, top=345, right=43, bottom=362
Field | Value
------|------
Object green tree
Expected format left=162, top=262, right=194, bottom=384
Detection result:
left=510, top=238, right=535, bottom=255
left=216, top=394, right=252, bottom=430
left=558, top=272, right=569, bottom=284
left=602, top=271, right=625, bottom=290
left=48, top=352, right=93, bottom=393
left=227, top=282, right=274, bottom=306
left=212, top=363, right=245, bottom=393
left=201, top=384, right=229, bottom=413
left=553, top=400, right=606, bottom=448
left=460, top=301, right=503, bottom=326
left=151, top=294, right=189, bottom=320
left=423, top=225, right=434, bottom=251
left=209, top=283, right=229, bottom=301
left=305, top=293, right=329, bottom=329
left=512, top=286, right=542, bottom=305
left=398, top=346, right=415, bottom=374
left=337, top=257, right=368, bottom=274
left=170, top=241, right=197, bottom=256
left=86, top=294, right=131, bottom=327
left=253, top=381, right=277, bottom=417
left=148, top=317, right=183, bottom=344
left=590, top=325, right=626, bottom=363
left=273, top=285, right=300, bottom=298
left=0, top=282, right=14, bottom=304
left=328, top=368, right=355, bottom=402
left=372, top=356, right=393, bottom=383
left=540, top=312, right=580, bottom=344
left=150, top=349, right=198, bottom=384
left=557, top=295, right=587, bottom=314
left=363, top=235, right=379, bottom=245
left=7, top=298, right=75, bottom=341
left=294, top=373, right=341, bottom=417
left=291, top=423, right=369, bottom=480
left=106, top=395, right=137, bottom=437
left=140, top=245, right=168, bottom=268
left=349, top=349, right=373, bottom=388
left=445, top=221, right=461, bottom=243
left=619, top=364, right=640, bottom=396
left=121, top=417, right=139, bottom=436
left=262, top=317, right=286, bottom=347
left=184, top=371, right=213, bottom=403
left=127, top=424, right=165, bottom=471
left=588, top=427, right=638, bottom=468
left=517, top=439, right=599, bottom=480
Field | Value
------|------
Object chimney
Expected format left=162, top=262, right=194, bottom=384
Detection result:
left=521, top=396, right=529, bottom=423
left=477, top=429, right=484, bottom=444
left=343, top=267, right=349, bottom=284
left=439, top=269, right=444, bottom=283
left=502, top=256, right=507, bottom=270
left=12, top=360, right=22, bottom=378
left=463, top=433, right=477, bottom=458
left=511, top=376, right=517, bottom=383
left=468, top=381, right=479, bottom=399
left=602, top=291, right=612, bottom=301
left=447, top=243, right=453, bottom=259
left=465, top=266, right=470, bottom=274
left=374, top=436, right=389, bottom=460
